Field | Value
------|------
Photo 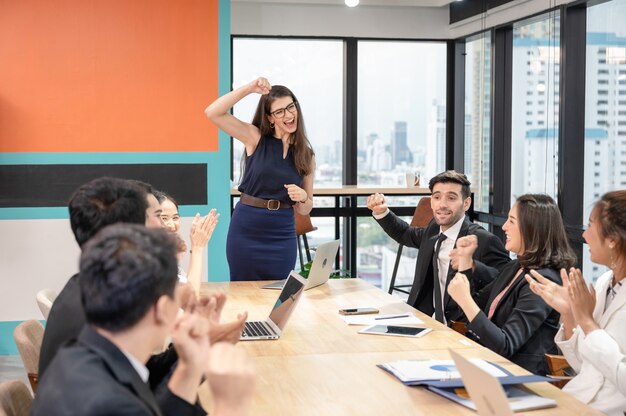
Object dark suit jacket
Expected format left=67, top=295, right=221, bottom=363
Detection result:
left=39, top=274, right=178, bottom=390
left=376, top=213, right=510, bottom=323
left=465, top=260, right=561, bottom=375
left=32, top=326, right=205, bottom=416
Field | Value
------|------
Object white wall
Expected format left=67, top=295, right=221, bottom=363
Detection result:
left=232, top=2, right=450, bottom=39
left=0, top=219, right=79, bottom=321
left=0, top=217, right=206, bottom=322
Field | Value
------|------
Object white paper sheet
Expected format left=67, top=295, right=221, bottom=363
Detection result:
left=340, top=313, right=424, bottom=326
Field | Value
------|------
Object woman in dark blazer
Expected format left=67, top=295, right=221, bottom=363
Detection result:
left=447, top=194, right=577, bottom=375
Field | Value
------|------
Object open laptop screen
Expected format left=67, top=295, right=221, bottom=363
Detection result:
left=268, top=272, right=306, bottom=331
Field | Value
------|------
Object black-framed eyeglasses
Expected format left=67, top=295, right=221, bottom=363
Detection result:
left=269, top=101, right=298, bottom=119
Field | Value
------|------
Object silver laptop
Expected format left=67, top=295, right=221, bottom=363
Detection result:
left=263, top=239, right=340, bottom=290
left=449, top=350, right=556, bottom=415
left=241, top=271, right=307, bottom=341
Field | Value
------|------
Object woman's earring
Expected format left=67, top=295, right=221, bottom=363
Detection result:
left=270, top=121, right=275, bottom=129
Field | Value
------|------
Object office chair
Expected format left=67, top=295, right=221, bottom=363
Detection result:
left=36, top=288, right=57, bottom=320
left=545, top=353, right=574, bottom=389
left=0, top=380, right=33, bottom=416
left=13, top=320, right=44, bottom=392
left=295, top=211, right=317, bottom=271
left=388, top=196, right=433, bottom=294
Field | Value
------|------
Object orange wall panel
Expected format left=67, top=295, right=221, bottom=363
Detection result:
left=0, top=0, right=219, bottom=152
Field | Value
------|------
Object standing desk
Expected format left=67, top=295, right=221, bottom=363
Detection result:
left=231, top=186, right=433, bottom=277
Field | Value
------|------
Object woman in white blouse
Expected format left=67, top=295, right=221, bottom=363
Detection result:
left=526, top=190, right=626, bottom=416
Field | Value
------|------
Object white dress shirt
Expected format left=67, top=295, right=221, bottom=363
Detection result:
left=120, top=349, right=150, bottom=383
left=373, top=208, right=465, bottom=323
left=433, top=216, right=465, bottom=323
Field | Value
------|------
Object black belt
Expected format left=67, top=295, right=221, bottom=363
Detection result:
left=240, top=193, right=292, bottom=210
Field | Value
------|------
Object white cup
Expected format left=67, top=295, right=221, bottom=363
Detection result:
left=405, top=172, right=416, bottom=187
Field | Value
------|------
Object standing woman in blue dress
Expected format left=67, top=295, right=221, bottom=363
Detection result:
left=205, top=77, right=315, bottom=281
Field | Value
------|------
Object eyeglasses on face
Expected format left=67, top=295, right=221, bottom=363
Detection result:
left=269, top=101, right=298, bottom=119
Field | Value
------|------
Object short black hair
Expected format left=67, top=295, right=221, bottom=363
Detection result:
left=428, top=170, right=471, bottom=199
left=128, top=180, right=155, bottom=196
left=79, top=224, right=179, bottom=332
left=69, top=177, right=148, bottom=247
left=153, top=190, right=179, bottom=209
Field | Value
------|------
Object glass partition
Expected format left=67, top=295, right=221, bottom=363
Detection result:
left=232, top=38, right=344, bottom=187
left=510, top=12, right=561, bottom=203
left=357, top=41, right=447, bottom=187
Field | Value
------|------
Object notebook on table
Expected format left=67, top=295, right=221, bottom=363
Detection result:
left=241, top=271, right=307, bottom=341
left=431, top=350, right=557, bottom=414
left=263, top=239, right=340, bottom=291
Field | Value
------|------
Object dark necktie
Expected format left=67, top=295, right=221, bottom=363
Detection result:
left=433, top=233, right=448, bottom=323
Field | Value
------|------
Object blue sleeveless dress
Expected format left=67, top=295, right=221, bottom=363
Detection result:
left=227, top=136, right=303, bottom=281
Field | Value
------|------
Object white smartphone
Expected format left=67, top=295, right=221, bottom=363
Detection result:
left=358, top=324, right=432, bottom=338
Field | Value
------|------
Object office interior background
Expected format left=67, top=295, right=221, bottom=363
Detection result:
left=0, top=0, right=625, bottom=354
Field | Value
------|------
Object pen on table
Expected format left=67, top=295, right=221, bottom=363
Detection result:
left=374, top=314, right=410, bottom=320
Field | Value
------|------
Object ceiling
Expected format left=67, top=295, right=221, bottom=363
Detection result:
left=231, top=0, right=457, bottom=8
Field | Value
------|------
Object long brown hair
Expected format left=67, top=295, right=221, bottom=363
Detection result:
left=515, top=194, right=577, bottom=270
left=247, top=85, right=314, bottom=177
left=594, top=190, right=626, bottom=261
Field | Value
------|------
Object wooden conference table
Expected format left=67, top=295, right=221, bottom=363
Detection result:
left=197, top=279, right=599, bottom=416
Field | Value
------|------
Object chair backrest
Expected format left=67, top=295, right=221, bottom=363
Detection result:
left=0, top=380, right=33, bottom=416
left=449, top=320, right=468, bottom=336
left=544, top=353, right=573, bottom=389
left=36, top=288, right=57, bottom=320
left=409, top=196, right=433, bottom=228
left=387, top=196, right=434, bottom=295
left=13, top=320, right=44, bottom=392
left=295, top=212, right=317, bottom=236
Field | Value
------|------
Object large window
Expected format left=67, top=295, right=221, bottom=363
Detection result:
left=357, top=41, right=447, bottom=187
left=356, top=196, right=419, bottom=292
left=464, top=32, right=492, bottom=212
left=582, top=0, right=626, bottom=282
left=510, top=12, right=561, bottom=204
left=232, top=38, right=344, bottom=187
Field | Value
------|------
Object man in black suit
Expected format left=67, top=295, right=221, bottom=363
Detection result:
left=366, top=170, right=510, bottom=324
left=32, top=224, right=255, bottom=416
left=39, top=177, right=246, bottom=389
left=38, top=177, right=175, bottom=384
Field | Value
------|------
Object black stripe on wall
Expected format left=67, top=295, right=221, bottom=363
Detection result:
left=0, top=164, right=207, bottom=208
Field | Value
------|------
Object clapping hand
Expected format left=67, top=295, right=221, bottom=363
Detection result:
left=366, top=193, right=388, bottom=216
left=525, top=269, right=572, bottom=315
left=207, top=343, right=256, bottom=415
left=566, top=267, right=598, bottom=333
left=194, top=292, right=247, bottom=345
left=209, top=312, right=247, bottom=345
left=170, top=312, right=211, bottom=375
left=190, top=209, right=219, bottom=249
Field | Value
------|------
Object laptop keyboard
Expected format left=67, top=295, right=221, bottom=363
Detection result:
left=242, top=321, right=274, bottom=338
